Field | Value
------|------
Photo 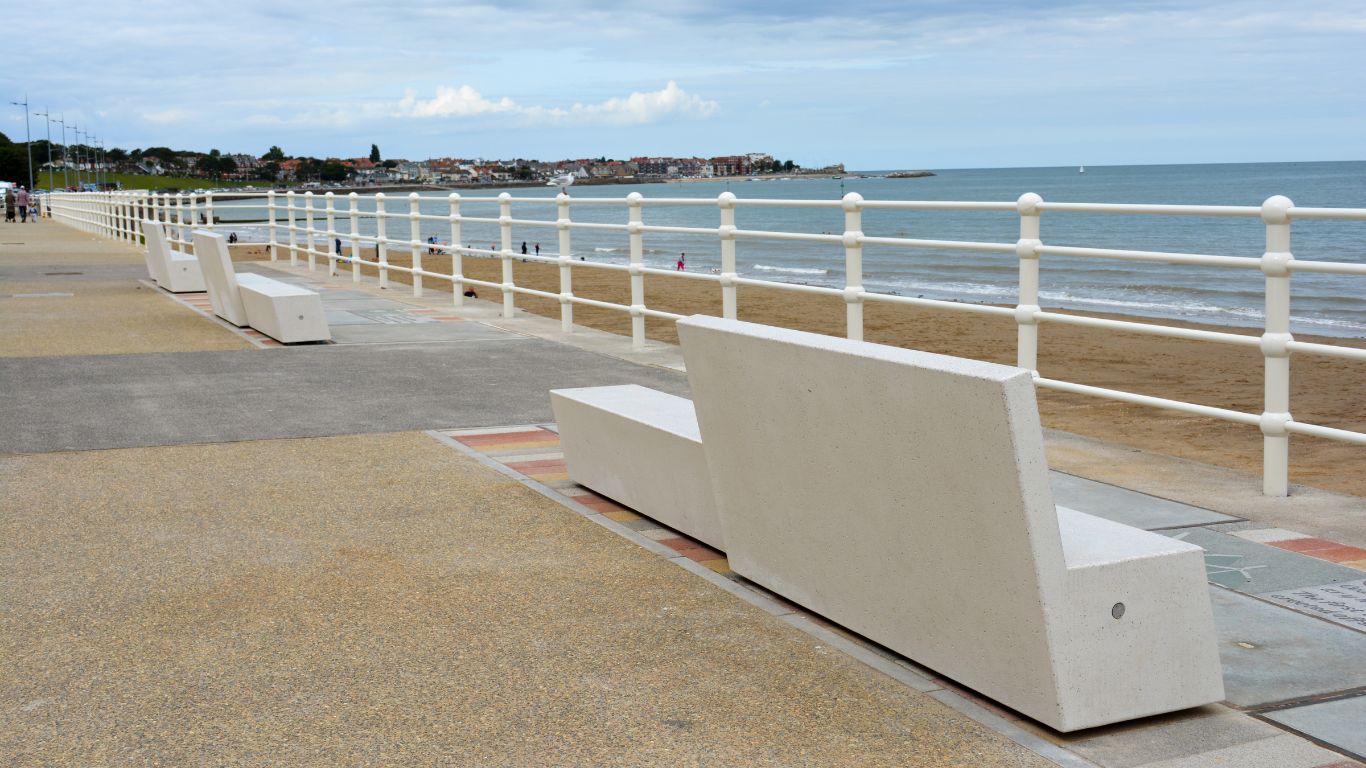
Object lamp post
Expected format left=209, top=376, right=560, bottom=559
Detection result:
left=56, top=116, right=70, bottom=190
left=34, top=108, right=55, bottom=193
left=8, top=95, right=35, bottom=193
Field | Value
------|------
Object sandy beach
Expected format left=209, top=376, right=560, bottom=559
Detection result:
left=236, top=244, right=1366, bottom=497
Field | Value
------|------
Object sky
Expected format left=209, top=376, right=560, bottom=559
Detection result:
left=3, top=0, right=1364, bottom=169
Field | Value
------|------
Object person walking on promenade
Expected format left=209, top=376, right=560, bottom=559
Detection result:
left=4, top=188, right=15, bottom=222
left=17, top=187, right=30, bottom=223
left=29, top=194, right=40, bottom=221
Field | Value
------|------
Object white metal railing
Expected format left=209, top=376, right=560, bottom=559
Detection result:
left=45, top=188, right=1365, bottom=497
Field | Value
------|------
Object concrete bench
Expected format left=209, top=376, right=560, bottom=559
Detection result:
left=191, top=230, right=330, bottom=344
left=550, top=384, right=722, bottom=550
left=141, top=220, right=205, bottom=293
left=552, top=315, right=1223, bottom=732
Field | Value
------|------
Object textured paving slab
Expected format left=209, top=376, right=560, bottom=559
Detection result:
left=0, top=433, right=1052, bottom=767
left=0, top=340, right=689, bottom=454
left=1132, top=733, right=1350, bottom=768
left=1260, top=579, right=1366, bottom=633
left=1050, top=472, right=1238, bottom=530
left=1208, top=587, right=1366, bottom=707
left=1165, top=528, right=1364, bottom=594
left=1264, top=696, right=1366, bottom=760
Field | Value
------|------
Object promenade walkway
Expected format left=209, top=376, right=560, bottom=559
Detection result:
left=2, top=221, right=1363, bottom=767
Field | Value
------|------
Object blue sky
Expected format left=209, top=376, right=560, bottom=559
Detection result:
left=4, top=0, right=1364, bottom=168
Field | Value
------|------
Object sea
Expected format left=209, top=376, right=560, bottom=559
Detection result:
left=214, top=161, right=1366, bottom=338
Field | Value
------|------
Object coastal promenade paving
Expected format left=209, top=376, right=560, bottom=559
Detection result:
left=3, top=221, right=1364, bottom=767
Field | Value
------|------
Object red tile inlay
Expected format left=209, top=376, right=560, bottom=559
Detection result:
left=1271, top=538, right=1341, bottom=554
left=455, top=430, right=555, bottom=446
left=505, top=458, right=568, bottom=471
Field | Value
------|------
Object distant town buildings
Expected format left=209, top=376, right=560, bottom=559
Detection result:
left=101, top=147, right=826, bottom=187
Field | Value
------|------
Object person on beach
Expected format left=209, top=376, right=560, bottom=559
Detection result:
left=535, top=243, right=540, bottom=256
left=677, top=252, right=685, bottom=271
left=335, top=237, right=343, bottom=256
left=4, top=188, right=15, bottom=222
left=17, top=187, right=30, bottom=222
left=228, top=232, right=238, bottom=244
left=521, top=241, right=528, bottom=255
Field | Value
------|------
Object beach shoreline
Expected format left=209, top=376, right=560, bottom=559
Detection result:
left=236, top=244, right=1366, bottom=497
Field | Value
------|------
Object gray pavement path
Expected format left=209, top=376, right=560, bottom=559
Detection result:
left=0, top=339, right=688, bottom=454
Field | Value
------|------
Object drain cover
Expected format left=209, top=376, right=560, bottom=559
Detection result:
left=43, top=271, right=83, bottom=276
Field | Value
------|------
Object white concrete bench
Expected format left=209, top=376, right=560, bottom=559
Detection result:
left=191, top=230, right=330, bottom=343
left=550, top=384, right=722, bottom=550
left=141, top=220, right=205, bottom=293
left=552, top=315, right=1223, bottom=732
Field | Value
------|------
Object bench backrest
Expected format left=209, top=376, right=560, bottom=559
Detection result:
left=677, top=315, right=1067, bottom=706
left=140, top=220, right=171, bottom=286
left=191, top=230, right=247, bottom=326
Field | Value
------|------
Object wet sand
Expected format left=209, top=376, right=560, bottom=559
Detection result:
left=236, top=244, right=1366, bottom=497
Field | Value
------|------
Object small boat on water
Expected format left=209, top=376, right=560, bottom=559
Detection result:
left=1079, top=165, right=1086, bottom=174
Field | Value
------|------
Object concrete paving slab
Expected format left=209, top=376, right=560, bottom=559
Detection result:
left=1063, top=705, right=1290, bottom=768
left=1050, top=472, right=1239, bottom=530
left=1131, top=733, right=1347, bottom=768
left=323, top=309, right=377, bottom=326
left=1164, top=528, right=1363, bottom=594
left=1208, top=587, right=1366, bottom=708
left=1263, top=696, right=1366, bottom=760
left=328, top=322, right=518, bottom=344
left=320, top=298, right=419, bottom=311
left=0, top=339, right=689, bottom=454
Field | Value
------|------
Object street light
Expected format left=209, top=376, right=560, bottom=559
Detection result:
left=34, top=108, right=55, bottom=193
left=8, top=95, right=35, bottom=192
left=55, top=115, right=69, bottom=190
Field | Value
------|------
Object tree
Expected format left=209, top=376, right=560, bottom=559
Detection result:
left=320, top=161, right=348, bottom=182
left=381, top=159, right=397, bottom=169
left=257, top=161, right=281, bottom=181
left=783, top=159, right=796, bottom=172
left=369, top=144, right=381, bottom=163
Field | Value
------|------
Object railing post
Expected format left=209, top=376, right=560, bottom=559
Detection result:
left=409, top=192, right=423, bottom=297
left=304, top=191, right=316, bottom=270
left=267, top=190, right=278, bottom=261
left=176, top=193, right=188, bottom=248
left=718, top=192, right=738, bottom=319
left=375, top=192, right=389, bottom=288
left=204, top=191, right=215, bottom=234
left=325, top=192, right=337, bottom=276
left=449, top=193, right=463, bottom=306
left=841, top=192, right=865, bottom=341
left=286, top=190, right=298, bottom=266
left=498, top=192, right=514, bottom=319
left=557, top=192, right=573, bottom=331
left=1260, top=195, right=1295, bottom=497
left=1016, top=193, right=1043, bottom=372
left=627, top=192, right=646, bottom=348
left=348, top=192, right=361, bottom=283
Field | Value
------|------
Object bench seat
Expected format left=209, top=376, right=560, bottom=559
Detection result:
left=141, top=220, right=205, bottom=293
left=551, top=315, right=1223, bottom=732
left=192, top=230, right=330, bottom=343
left=551, top=384, right=722, bottom=549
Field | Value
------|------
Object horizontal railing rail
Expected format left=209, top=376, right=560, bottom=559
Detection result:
left=44, top=187, right=1365, bottom=497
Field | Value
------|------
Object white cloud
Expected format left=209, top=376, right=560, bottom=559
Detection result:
left=395, top=81, right=719, bottom=124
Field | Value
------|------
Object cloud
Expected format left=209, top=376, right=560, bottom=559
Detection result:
left=143, top=108, right=192, bottom=124
left=396, top=81, right=719, bottom=124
